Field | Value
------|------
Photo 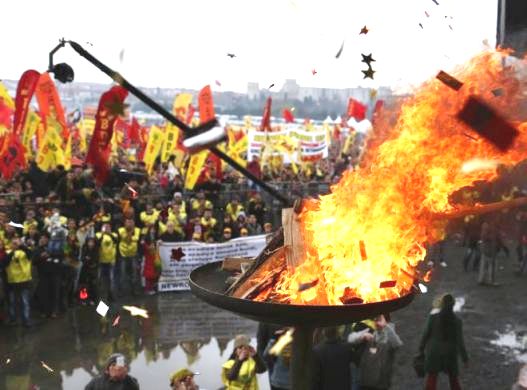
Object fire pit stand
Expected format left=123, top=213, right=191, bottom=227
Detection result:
left=189, top=261, right=415, bottom=390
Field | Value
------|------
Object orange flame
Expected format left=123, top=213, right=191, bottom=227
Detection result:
left=261, top=50, right=527, bottom=305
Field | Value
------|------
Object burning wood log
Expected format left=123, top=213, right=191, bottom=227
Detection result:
left=225, top=228, right=284, bottom=295
left=431, top=196, right=527, bottom=220
left=282, top=207, right=307, bottom=271
left=231, top=247, right=286, bottom=299
left=222, top=257, right=253, bottom=273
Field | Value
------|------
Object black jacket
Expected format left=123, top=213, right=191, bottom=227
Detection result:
left=84, top=374, right=139, bottom=390
left=312, top=339, right=354, bottom=390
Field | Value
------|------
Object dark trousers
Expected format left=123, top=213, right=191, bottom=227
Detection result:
left=425, top=373, right=461, bottom=390
left=99, top=263, right=115, bottom=301
left=463, top=242, right=480, bottom=272
left=39, top=272, right=61, bottom=316
left=7, top=285, right=31, bottom=324
left=118, top=256, right=140, bottom=295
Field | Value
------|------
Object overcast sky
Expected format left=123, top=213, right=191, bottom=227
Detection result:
left=2, top=0, right=498, bottom=93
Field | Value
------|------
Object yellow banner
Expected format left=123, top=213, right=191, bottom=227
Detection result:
left=64, top=135, right=72, bottom=170
left=36, top=117, right=65, bottom=171
left=185, top=150, right=208, bottom=190
left=143, top=125, right=164, bottom=174
left=162, top=93, right=193, bottom=163
left=161, top=125, right=179, bottom=163
left=21, top=112, right=40, bottom=160
left=0, top=81, right=14, bottom=109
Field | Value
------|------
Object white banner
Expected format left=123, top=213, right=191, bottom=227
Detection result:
left=158, top=235, right=269, bottom=292
left=247, top=127, right=328, bottom=163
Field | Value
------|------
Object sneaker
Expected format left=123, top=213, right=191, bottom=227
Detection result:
left=440, top=262, right=448, bottom=268
left=427, top=261, right=434, bottom=267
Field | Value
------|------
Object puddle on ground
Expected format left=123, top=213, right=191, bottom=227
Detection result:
left=490, top=325, right=527, bottom=364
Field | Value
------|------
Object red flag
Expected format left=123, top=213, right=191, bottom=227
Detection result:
left=346, top=98, right=367, bottom=122
left=283, top=108, right=295, bottom=123
left=197, top=86, right=222, bottom=180
left=129, top=117, right=141, bottom=144
left=261, top=97, right=272, bottom=131
left=0, top=99, right=12, bottom=128
left=372, top=99, right=385, bottom=125
left=35, top=72, right=68, bottom=140
left=198, top=85, right=215, bottom=123
left=86, top=86, right=128, bottom=185
left=13, top=70, right=40, bottom=136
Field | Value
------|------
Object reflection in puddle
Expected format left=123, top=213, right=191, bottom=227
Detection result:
left=0, top=292, right=269, bottom=390
left=490, top=325, right=527, bottom=364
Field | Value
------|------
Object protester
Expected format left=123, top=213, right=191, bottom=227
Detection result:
left=96, top=224, right=118, bottom=301
left=263, top=328, right=292, bottom=390
left=117, top=218, right=142, bottom=295
left=312, top=326, right=355, bottom=390
left=221, top=334, right=267, bottom=390
left=347, top=314, right=402, bottom=390
left=418, top=294, right=468, bottom=390
left=1, top=238, right=33, bottom=326
left=478, top=221, right=502, bottom=286
left=169, top=368, right=199, bottom=390
left=79, top=237, right=99, bottom=305
left=84, top=353, right=140, bottom=390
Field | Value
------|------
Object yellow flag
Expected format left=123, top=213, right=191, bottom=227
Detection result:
left=185, top=150, right=208, bottom=190
left=162, top=93, right=193, bottom=163
left=161, top=125, right=179, bottom=162
left=142, top=125, right=164, bottom=174
left=22, top=112, right=40, bottom=160
left=0, top=81, right=14, bottom=109
left=36, top=117, right=64, bottom=171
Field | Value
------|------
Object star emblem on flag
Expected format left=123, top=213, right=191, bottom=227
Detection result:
left=171, top=247, right=185, bottom=262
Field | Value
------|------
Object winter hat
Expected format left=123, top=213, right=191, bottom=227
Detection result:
left=170, top=368, right=198, bottom=385
left=234, top=334, right=251, bottom=348
left=106, top=353, right=126, bottom=369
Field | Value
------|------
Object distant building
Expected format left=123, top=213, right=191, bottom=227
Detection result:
left=247, top=82, right=260, bottom=100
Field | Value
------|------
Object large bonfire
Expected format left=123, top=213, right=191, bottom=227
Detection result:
left=256, top=50, right=527, bottom=305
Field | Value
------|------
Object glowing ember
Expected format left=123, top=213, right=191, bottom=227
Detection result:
left=256, top=50, right=527, bottom=305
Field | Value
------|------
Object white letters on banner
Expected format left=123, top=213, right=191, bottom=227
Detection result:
left=158, top=234, right=268, bottom=291
left=247, top=127, right=329, bottom=163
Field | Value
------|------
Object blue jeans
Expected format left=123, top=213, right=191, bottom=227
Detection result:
left=99, top=264, right=115, bottom=300
left=8, top=286, right=31, bottom=325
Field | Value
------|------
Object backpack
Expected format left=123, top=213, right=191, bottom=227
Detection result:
left=48, top=228, right=67, bottom=256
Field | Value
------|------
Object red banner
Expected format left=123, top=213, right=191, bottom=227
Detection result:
left=260, top=97, right=272, bottom=131
left=197, top=85, right=222, bottom=181
left=198, top=85, right=215, bottom=123
left=12, top=70, right=40, bottom=136
left=35, top=72, right=68, bottom=140
left=86, top=86, right=128, bottom=185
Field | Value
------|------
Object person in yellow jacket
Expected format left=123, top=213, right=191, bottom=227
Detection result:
left=96, top=223, right=118, bottom=301
left=2, top=238, right=33, bottom=327
left=117, top=218, right=142, bottom=296
left=140, top=203, right=160, bottom=228
left=221, top=334, right=267, bottom=390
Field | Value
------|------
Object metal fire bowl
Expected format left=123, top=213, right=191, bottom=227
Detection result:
left=189, top=261, right=415, bottom=327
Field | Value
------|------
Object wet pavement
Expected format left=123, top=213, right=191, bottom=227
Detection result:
left=0, top=292, right=269, bottom=390
left=1, top=240, right=526, bottom=389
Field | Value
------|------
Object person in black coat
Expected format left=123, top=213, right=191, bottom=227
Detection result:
left=84, top=353, right=139, bottom=390
left=312, top=327, right=354, bottom=390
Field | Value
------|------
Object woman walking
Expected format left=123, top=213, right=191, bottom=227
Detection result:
left=418, top=294, right=468, bottom=390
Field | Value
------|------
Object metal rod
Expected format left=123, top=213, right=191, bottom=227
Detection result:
left=63, top=40, right=291, bottom=207
left=291, top=325, right=314, bottom=390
